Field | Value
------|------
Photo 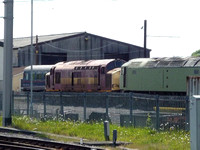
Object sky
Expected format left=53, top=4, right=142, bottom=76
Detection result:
left=0, top=0, right=200, bottom=58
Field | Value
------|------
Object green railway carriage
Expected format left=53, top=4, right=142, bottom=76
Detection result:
left=120, top=57, right=200, bottom=94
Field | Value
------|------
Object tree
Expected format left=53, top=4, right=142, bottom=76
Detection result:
left=191, top=49, right=200, bottom=57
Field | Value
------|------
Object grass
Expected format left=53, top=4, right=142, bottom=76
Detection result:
left=0, top=116, right=190, bottom=150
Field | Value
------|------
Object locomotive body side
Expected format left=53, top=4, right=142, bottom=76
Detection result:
left=120, top=57, right=200, bottom=95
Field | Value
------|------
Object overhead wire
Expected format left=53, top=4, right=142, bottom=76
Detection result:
left=147, top=35, right=180, bottom=38
left=44, top=41, right=117, bottom=52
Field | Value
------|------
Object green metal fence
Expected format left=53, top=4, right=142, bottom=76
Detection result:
left=0, top=91, right=189, bottom=130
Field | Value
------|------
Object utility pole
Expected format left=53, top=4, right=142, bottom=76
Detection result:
left=30, top=0, right=33, bottom=116
left=3, top=0, right=13, bottom=126
left=144, top=20, right=147, bottom=58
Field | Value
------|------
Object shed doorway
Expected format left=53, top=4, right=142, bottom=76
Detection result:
left=41, top=53, right=67, bottom=64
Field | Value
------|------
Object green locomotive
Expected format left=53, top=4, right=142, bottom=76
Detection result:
left=120, top=57, right=200, bottom=95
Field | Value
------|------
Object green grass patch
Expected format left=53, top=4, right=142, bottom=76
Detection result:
left=0, top=116, right=190, bottom=150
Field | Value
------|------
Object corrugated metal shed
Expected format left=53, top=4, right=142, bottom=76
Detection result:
left=1, top=32, right=151, bottom=67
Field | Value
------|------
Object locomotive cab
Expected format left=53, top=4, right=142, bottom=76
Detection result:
left=107, top=68, right=121, bottom=91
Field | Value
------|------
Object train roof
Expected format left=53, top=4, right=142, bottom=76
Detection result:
left=55, top=59, right=124, bottom=70
left=84, top=59, right=116, bottom=66
left=24, top=65, right=55, bottom=71
left=122, top=57, right=200, bottom=68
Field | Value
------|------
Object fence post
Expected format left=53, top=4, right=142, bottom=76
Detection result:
left=60, top=91, right=64, bottom=118
left=156, top=95, right=160, bottom=130
left=83, top=92, right=86, bottom=121
left=129, top=92, right=133, bottom=126
left=106, top=93, right=109, bottom=120
left=185, top=96, right=190, bottom=131
left=43, top=91, right=46, bottom=117
left=27, top=92, right=29, bottom=116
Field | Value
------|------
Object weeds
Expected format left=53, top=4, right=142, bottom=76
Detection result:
left=0, top=116, right=190, bottom=150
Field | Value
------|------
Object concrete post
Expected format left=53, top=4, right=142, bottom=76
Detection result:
left=104, top=121, right=110, bottom=141
left=190, top=96, right=200, bottom=150
left=3, top=0, right=13, bottom=126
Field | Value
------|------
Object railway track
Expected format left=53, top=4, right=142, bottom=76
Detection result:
left=0, top=127, right=103, bottom=150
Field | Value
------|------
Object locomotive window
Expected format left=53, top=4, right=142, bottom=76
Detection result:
left=36, top=74, right=42, bottom=80
left=55, top=72, right=61, bottom=83
left=124, top=67, right=127, bottom=75
left=32, top=74, right=36, bottom=80
left=123, top=67, right=127, bottom=88
left=36, top=74, right=39, bottom=79
left=24, top=72, right=29, bottom=80
left=40, top=74, right=43, bottom=79
left=46, top=75, right=50, bottom=88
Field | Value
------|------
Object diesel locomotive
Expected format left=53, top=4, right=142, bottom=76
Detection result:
left=45, top=59, right=125, bottom=92
left=21, top=65, right=54, bottom=91
left=120, top=57, right=200, bottom=95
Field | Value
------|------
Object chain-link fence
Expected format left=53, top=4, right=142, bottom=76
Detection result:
left=0, top=91, right=189, bottom=130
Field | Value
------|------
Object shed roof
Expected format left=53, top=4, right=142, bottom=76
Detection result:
left=0, top=32, right=150, bottom=51
left=12, top=32, right=84, bottom=49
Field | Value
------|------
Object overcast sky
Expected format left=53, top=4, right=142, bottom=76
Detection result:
left=0, top=0, right=200, bottom=58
